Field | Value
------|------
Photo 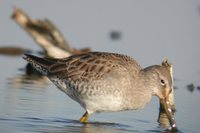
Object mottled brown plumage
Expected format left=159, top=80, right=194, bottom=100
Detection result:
left=23, top=52, right=177, bottom=131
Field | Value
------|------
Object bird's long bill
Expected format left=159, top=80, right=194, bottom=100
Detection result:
left=161, top=98, right=178, bottom=131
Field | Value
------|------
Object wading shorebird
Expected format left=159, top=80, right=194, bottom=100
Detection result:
left=23, top=52, right=178, bottom=131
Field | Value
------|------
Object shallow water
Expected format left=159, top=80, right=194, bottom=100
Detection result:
left=0, top=56, right=199, bottom=133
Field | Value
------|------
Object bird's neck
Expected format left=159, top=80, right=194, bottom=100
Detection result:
left=121, top=72, right=153, bottom=110
left=132, top=69, right=157, bottom=107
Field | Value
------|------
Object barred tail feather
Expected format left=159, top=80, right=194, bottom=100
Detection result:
left=23, top=54, right=56, bottom=75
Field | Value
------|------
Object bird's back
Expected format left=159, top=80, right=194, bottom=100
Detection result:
left=47, top=52, right=141, bottom=81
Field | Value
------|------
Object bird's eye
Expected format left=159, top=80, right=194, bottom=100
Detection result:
left=160, top=79, right=166, bottom=86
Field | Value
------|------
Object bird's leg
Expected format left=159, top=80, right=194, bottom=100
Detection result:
left=79, top=111, right=89, bottom=123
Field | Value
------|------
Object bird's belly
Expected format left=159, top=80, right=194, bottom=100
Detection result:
left=50, top=78, right=126, bottom=112
left=81, top=95, right=124, bottom=112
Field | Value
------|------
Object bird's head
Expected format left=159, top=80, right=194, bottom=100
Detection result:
left=141, top=59, right=178, bottom=131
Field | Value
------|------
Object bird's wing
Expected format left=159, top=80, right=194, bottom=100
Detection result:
left=48, top=52, right=141, bottom=82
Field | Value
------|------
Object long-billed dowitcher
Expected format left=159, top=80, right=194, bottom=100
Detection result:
left=23, top=52, right=177, bottom=130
